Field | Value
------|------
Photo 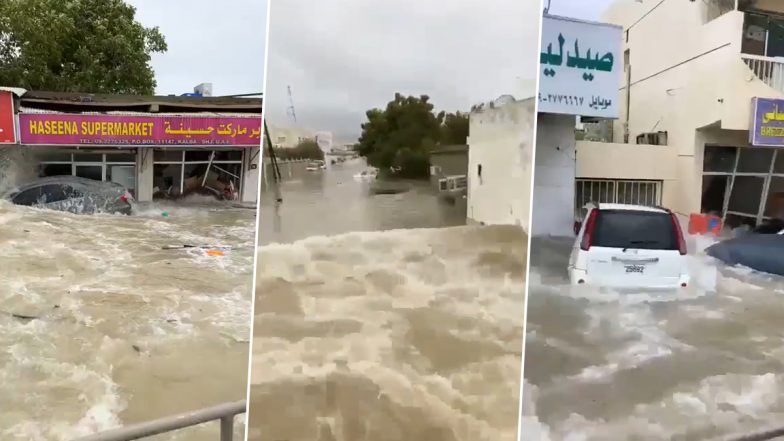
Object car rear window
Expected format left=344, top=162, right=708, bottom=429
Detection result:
left=592, top=209, right=678, bottom=250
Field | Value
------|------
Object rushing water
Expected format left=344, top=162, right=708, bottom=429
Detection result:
left=249, top=159, right=527, bottom=441
left=522, top=235, right=784, bottom=441
left=0, top=149, right=254, bottom=440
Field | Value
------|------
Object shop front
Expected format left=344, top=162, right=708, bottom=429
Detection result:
left=13, top=92, right=263, bottom=204
left=699, top=97, right=784, bottom=228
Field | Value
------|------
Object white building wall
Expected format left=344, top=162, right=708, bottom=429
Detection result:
left=466, top=98, right=535, bottom=232
left=136, top=148, right=154, bottom=202
left=531, top=113, right=576, bottom=237
left=265, top=123, right=317, bottom=149
left=241, top=146, right=261, bottom=204
left=572, top=0, right=784, bottom=216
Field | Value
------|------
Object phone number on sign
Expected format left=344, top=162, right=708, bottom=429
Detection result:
left=761, top=127, right=784, bottom=137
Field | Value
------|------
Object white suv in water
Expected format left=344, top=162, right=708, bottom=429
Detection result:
left=568, top=203, right=690, bottom=289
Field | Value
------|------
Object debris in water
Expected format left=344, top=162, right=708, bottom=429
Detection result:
left=162, top=244, right=233, bottom=251
left=162, top=211, right=169, bottom=217
left=207, top=250, right=225, bottom=257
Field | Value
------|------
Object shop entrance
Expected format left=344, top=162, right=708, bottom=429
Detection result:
left=152, top=149, right=243, bottom=201
left=701, top=145, right=784, bottom=228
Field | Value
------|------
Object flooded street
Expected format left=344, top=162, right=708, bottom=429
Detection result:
left=250, top=159, right=527, bottom=441
left=523, top=236, right=784, bottom=440
left=0, top=151, right=254, bottom=440
left=258, top=159, right=466, bottom=244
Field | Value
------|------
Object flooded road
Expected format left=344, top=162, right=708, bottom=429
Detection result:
left=0, top=150, right=254, bottom=440
left=250, top=159, right=527, bottom=440
left=523, top=235, right=784, bottom=440
left=258, top=159, right=466, bottom=244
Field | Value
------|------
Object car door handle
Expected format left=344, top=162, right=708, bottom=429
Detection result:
left=612, top=257, right=660, bottom=264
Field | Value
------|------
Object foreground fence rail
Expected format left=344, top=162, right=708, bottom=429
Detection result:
left=721, top=426, right=784, bottom=441
left=73, top=400, right=246, bottom=441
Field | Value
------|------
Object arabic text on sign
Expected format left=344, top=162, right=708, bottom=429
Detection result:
left=540, top=33, right=614, bottom=80
left=28, top=120, right=157, bottom=137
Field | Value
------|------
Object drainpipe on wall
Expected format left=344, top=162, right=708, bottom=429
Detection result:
left=624, top=64, right=632, bottom=143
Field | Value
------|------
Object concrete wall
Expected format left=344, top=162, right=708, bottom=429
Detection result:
left=136, top=148, right=154, bottom=202
left=430, top=151, right=467, bottom=187
left=466, top=98, right=535, bottom=232
left=531, top=113, right=577, bottom=237
left=576, top=140, right=680, bottom=209
left=241, top=145, right=260, bottom=204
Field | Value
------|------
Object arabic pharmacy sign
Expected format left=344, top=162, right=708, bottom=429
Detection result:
left=538, top=15, right=623, bottom=118
left=18, top=113, right=262, bottom=146
left=750, top=97, right=784, bottom=147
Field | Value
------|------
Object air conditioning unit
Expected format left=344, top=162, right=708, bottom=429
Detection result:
left=636, top=131, right=668, bottom=146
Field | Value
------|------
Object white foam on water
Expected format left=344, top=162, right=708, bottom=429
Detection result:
left=0, top=196, right=254, bottom=440
left=526, top=236, right=784, bottom=440
left=251, top=225, right=526, bottom=441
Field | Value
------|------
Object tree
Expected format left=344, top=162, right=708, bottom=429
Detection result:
left=274, top=139, right=324, bottom=161
left=441, top=112, right=469, bottom=145
left=0, top=0, right=167, bottom=94
left=358, top=93, right=472, bottom=179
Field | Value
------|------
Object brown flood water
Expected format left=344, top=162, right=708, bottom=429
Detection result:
left=0, top=197, right=254, bottom=441
left=249, top=159, right=527, bottom=441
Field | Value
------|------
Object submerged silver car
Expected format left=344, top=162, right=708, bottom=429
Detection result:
left=7, top=176, right=134, bottom=215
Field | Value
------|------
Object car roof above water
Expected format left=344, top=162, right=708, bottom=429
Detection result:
left=593, top=203, right=669, bottom=214
left=11, top=176, right=125, bottom=195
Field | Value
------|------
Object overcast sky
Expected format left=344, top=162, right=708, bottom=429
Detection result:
left=547, top=0, right=617, bottom=20
left=265, top=0, right=542, bottom=143
left=125, top=0, right=267, bottom=97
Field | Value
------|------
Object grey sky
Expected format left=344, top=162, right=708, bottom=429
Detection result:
left=125, top=0, right=267, bottom=97
left=265, top=0, right=542, bottom=143
left=547, top=0, right=617, bottom=20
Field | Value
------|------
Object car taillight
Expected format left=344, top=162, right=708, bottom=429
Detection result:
left=580, top=209, right=599, bottom=251
left=670, top=211, right=687, bottom=255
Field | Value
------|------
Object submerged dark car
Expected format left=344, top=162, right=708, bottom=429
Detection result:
left=6, top=176, right=134, bottom=215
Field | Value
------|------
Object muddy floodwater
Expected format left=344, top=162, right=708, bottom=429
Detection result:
left=250, top=159, right=527, bottom=441
left=523, top=236, right=784, bottom=441
left=0, top=199, right=254, bottom=441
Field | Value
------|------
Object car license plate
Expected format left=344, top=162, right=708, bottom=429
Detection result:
left=625, top=264, right=645, bottom=274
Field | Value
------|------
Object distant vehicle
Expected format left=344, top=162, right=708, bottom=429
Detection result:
left=6, top=176, right=134, bottom=215
left=306, top=160, right=326, bottom=171
left=569, top=203, right=690, bottom=289
left=353, top=169, right=378, bottom=180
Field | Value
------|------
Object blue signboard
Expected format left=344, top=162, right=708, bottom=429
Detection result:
left=750, top=97, right=784, bottom=147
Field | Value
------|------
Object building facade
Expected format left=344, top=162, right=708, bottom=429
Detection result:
left=429, top=144, right=468, bottom=194
left=577, top=0, right=784, bottom=229
left=466, top=97, right=535, bottom=231
left=2, top=89, right=262, bottom=204
left=264, top=123, right=315, bottom=149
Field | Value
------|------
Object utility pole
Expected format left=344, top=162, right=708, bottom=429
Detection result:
left=286, top=86, right=297, bottom=124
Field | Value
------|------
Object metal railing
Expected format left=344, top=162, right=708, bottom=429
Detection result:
left=742, top=54, right=784, bottom=94
left=721, top=425, right=784, bottom=441
left=574, top=179, right=662, bottom=218
left=72, top=400, right=246, bottom=441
